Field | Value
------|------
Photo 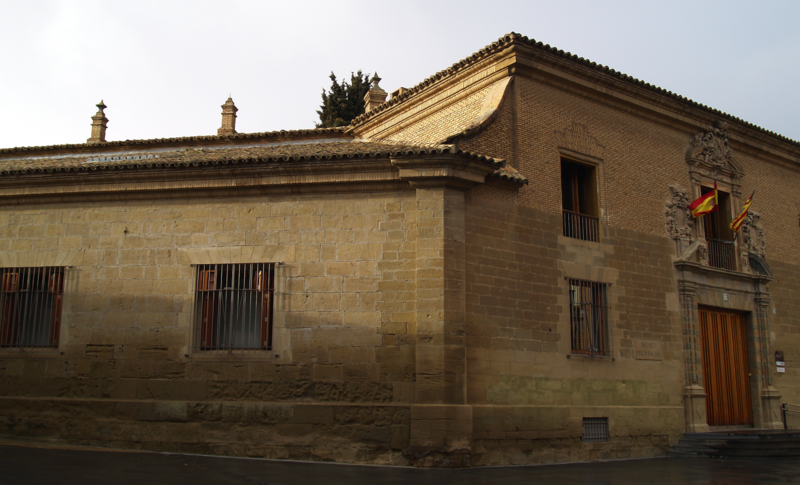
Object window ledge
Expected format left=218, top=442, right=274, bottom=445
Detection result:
left=189, top=349, right=278, bottom=362
left=568, top=353, right=615, bottom=361
left=557, top=235, right=610, bottom=250
left=0, top=349, right=61, bottom=359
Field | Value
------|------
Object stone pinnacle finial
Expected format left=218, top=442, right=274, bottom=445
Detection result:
left=371, top=74, right=382, bottom=90
left=364, top=73, right=388, bottom=114
left=218, top=97, right=238, bottom=136
left=87, top=100, right=109, bottom=144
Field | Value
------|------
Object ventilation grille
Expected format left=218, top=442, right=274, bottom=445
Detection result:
left=582, top=417, right=609, bottom=443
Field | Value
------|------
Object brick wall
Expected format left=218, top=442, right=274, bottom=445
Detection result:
left=733, top=153, right=800, bottom=265
left=383, top=87, right=490, bottom=144
left=461, top=76, right=800, bottom=267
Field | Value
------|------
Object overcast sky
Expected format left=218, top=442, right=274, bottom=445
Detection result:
left=1, top=1, right=798, bottom=149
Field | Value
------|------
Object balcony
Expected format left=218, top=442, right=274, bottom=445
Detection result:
left=563, top=210, right=599, bottom=242
left=707, top=238, right=735, bottom=271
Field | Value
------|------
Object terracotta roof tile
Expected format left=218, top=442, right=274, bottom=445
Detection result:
left=0, top=141, right=522, bottom=185
left=492, top=163, right=527, bottom=184
left=351, top=33, right=798, bottom=148
left=0, top=127, right=349, bottom=157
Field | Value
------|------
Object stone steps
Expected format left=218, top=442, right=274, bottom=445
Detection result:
left=670, top=430, right=800, bottom=458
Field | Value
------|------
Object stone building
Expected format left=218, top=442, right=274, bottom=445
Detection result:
left=0, top=33, right=798, bottom=467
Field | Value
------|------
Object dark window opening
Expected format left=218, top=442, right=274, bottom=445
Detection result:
left=0, top=267, right=65, bottom=349
left=195, top=263, right=275, bottom=352
left=569, top=279, right=610, bottom=357
left=701, top=186, right=735, bottom=270
left=561, top=159, right=599, bottom=242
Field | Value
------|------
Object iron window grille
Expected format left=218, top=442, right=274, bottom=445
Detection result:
left=0, top=266, right=65, bottom=350
left=582, top=417, right=609, bottom=443
left=568, top=278, right=610, bottom=357
left=193, top=263, right=275, bottom=353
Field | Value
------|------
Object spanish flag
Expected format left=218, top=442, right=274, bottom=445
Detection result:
left=730, top=191, right=755, bottom=232
left=688, top=182, right=718, bottom=217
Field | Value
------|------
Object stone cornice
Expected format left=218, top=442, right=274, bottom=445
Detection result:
left=0, top=160, right=400, bottom=205
left=0, top=152, right=504, bottom=205
left=391, top=155, right=499, bottom=190
left=674, top=260, right=773, bottom=284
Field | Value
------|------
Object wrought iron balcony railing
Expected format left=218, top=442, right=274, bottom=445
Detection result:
left=563, top=210, right=600, bottom=242
left=706, top=238, right=735, bottom=271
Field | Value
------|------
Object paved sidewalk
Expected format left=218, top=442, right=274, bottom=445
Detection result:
left=1, top=442, right=799, bottom=484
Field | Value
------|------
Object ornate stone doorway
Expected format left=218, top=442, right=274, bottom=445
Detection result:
left=669, top=120, right=782, bottom=434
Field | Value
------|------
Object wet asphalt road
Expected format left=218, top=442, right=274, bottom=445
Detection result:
left=1, top=443, right=799, bottom=484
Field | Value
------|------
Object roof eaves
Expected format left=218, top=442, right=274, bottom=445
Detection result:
left=491, top=170, right=527, bottom=185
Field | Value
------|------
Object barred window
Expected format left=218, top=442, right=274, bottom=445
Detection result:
left=0, top=267, right=65, bottom=349
left=194, top=263, right=275, bottom=352
left=568, top=278, right=609, bottom=356
left=582, top=417, right=609, bottom=442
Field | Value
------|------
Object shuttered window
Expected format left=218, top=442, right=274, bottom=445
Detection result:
left=194, top=263, right=275, bottom=353
left=0, top=267, right=65, bottom=349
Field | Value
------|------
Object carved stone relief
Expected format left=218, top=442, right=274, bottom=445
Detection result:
left=740, top=252, right=751, bottom=273
left=685, top=121, right=744, bottom=199
left=742, top=211, right=766, bottom=258
left=687, top=121, right=735, bottom=171
left=697, top=242, right=709, bottom=266
left=555, top=122, right=605, bottom=159
left=665, top=184, right=694, bottom=241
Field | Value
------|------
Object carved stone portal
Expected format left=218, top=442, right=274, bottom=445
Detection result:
left=665, top=184, right=694, bottom=241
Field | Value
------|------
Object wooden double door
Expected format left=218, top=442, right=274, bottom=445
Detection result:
left=699, top=308, right=753, bottom=426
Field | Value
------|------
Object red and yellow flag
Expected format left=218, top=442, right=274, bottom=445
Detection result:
left=730, top=191, right=755, bottom=232
left=689, top=182, right=718, bottom=217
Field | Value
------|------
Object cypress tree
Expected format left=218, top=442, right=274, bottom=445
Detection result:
left=316, top=71, right=372, bottom=128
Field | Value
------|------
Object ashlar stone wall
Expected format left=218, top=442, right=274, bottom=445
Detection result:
left=0, top=190, right=419, bottom=463
left=464, top=195, right=684, bottom=465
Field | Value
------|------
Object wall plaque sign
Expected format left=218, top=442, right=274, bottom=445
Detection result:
left=634, top=339, right=663, bottom=361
